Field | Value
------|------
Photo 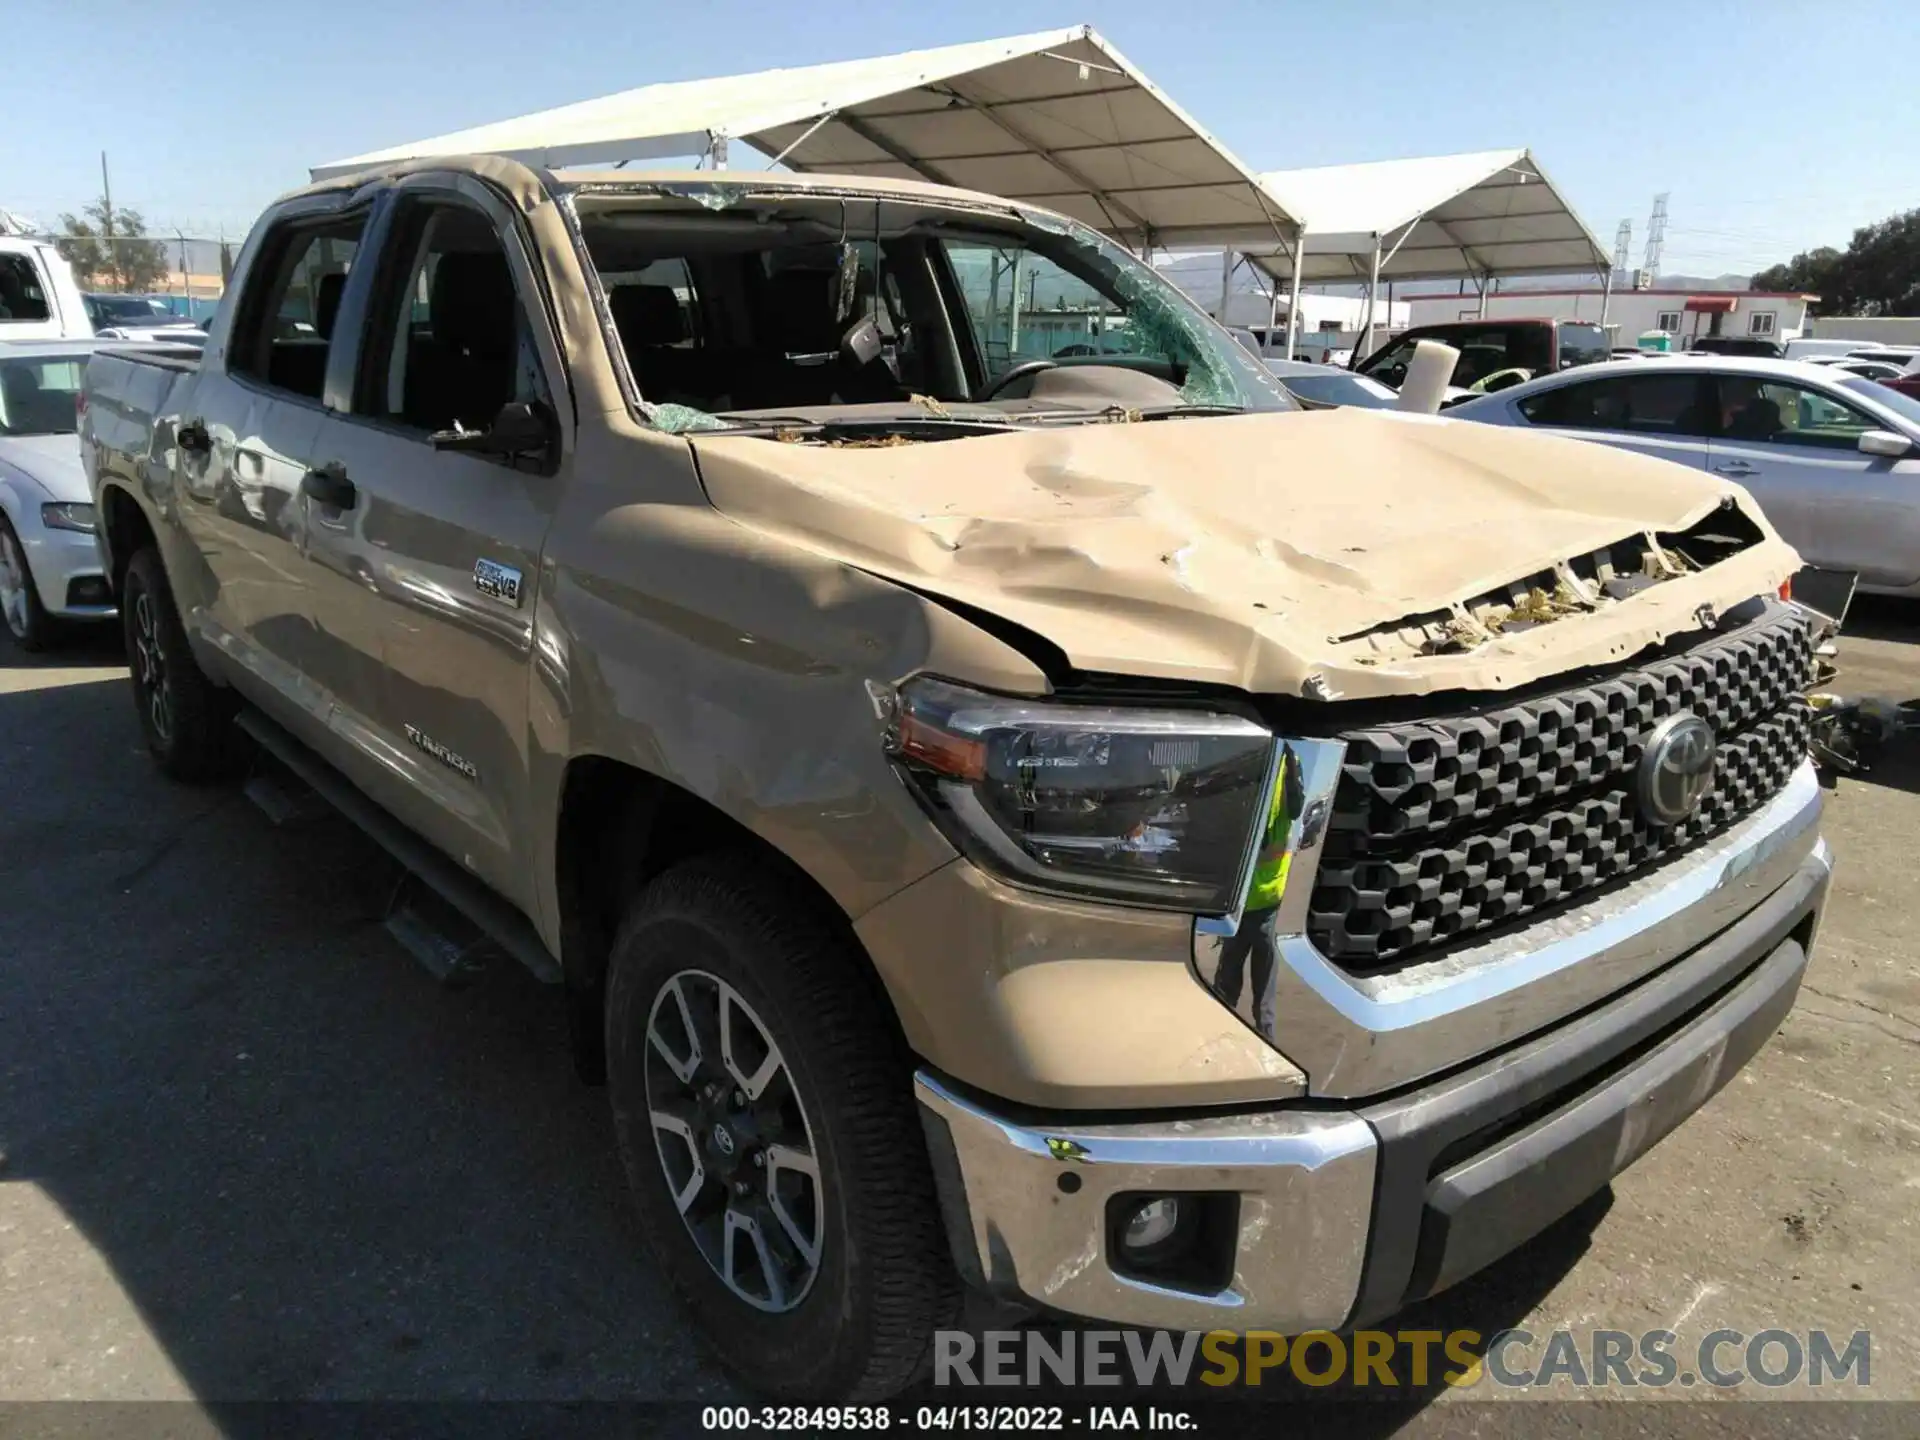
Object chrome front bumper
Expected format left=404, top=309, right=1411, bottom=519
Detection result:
left=1197, top=758, right=1827, bottom=1098
left=918, top=824, right=1831, bottom=1333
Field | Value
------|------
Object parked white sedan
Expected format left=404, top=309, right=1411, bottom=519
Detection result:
left=1446, top=357, right=1920, bottom=596
left=0, top=340, right=118, bottom=648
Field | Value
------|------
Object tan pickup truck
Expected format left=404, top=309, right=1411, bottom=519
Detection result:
left=83, top=156, right=1830, bottom=1400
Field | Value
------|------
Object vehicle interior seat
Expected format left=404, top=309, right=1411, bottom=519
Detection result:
left=1727, top=396, right=1783, bottom=441
left=735, top=269, right=904, bottom=410
left=608, top=284, right=730, bottom=409
left=403, top=250, right=519, bottom=431
left=314, top=272, right=347, bottom=340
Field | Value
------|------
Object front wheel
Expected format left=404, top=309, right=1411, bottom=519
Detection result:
left=121, top=548, right=241, bottom=782
left=0, top=513, right=55, bottom=652
left=605, top=856, right=960, bottom=1399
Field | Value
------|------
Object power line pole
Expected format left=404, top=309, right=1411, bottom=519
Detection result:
left=1612, top=219, right=1633, bottom=282
left=100, top=150, right=118, bottom=290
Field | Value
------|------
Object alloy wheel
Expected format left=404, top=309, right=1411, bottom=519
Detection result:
left=130, top=590, right=173, bottom=743
left=0, top=528, right=27, bottom=640
left=643, top=969, right=824, bottom=1313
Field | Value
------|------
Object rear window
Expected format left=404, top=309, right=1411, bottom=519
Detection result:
left=1359, top=324, right=1554, bottom=388
left=0, top=253, right=53, bottom=325
left=0, top=354, right=86, bottom=435
left=229, top=214, right=366, bottom=401
left=1517, top=372, right=1707, bottom=435
left=1556, top=323, right=1609, bottom=368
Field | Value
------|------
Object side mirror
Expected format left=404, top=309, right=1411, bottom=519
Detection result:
left=432, top=401, right=555, bottom=460
left=1858, top=428, right=1913, bottom=459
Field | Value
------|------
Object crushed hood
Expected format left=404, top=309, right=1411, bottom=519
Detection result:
left=689, top=408, right=1798, bottom=700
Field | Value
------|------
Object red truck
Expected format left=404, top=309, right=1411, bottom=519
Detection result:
left=1358, top=317, right=1612, bottom=394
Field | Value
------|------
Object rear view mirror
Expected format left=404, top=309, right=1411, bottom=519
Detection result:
left=834, top=240, right=860, bottom=323
left=840, top=316, right=885, bottom=368
left=431, top=401, right=556, bottom=460
left=1858, top=428, right=1913, bottom=459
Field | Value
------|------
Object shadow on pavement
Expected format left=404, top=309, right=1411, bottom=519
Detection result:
left=0, top=654, right=1613, bottom=1427
left=0, top=664, right=733, bottom=1404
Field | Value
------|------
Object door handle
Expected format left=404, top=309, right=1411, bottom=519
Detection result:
left=1712, top=460, right=1757, bottom=477
left=177, top=420, right=211, bottom=454
left=302, top=466, right=357, bottom=509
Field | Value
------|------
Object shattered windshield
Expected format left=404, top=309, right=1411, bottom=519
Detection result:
left=568, top=186, right=1292, bottom=436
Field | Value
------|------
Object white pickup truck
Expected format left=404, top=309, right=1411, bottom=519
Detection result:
left=0, top=236, right=91, bottom=341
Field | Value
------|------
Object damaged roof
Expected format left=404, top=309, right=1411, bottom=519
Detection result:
left=310, top=26, right=1301, bottom=251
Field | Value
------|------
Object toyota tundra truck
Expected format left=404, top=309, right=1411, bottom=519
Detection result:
left=82, top=156, right=1830, bottom=1400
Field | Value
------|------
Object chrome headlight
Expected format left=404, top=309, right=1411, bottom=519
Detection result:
left=41, top=502, right=96, bottom=534
left=877, top=677, right=1277, bottom=914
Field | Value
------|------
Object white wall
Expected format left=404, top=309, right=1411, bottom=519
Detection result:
left=1807, top=315, right=1920, bottom=346
left=1401, top=289, right=1811, bottom=346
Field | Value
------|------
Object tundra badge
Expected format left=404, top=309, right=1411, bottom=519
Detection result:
left=473, top=558, right=524, bottom=607
left=404, top=724, right=479, bottom=781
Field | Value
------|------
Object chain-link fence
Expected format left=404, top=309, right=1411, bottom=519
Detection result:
left=24, top=231, right=234, bottom=320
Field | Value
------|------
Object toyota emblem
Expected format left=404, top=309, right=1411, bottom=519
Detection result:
left=1637, top=713, right=1717, bottom=826
left=711, top=1124, right=736, bottom=1157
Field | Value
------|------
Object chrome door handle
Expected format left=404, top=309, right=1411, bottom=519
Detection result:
left=1712, top=460, right=1757, bottom=477
left=301, top=466, right=357, bottom=510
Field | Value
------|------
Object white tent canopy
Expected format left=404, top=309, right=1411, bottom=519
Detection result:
left=1248, top=148, right=1609, bottom=285
left=312, top=26, right=1300, bottom=252
left=1214, top=148, right=1610, bottom=362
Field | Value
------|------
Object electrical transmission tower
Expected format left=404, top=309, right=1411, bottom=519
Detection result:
left=1642, top=194, right=1670, bottom=280
left=1612, top=219, right=1633, bottom=281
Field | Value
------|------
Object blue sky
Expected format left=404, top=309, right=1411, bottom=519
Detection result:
left=8, top=0, right=1917, bottom=275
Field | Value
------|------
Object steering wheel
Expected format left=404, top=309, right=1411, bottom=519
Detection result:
left=1470, top=367, right=1534, bottom=395
left=982, top=359, right=1059, bottom=401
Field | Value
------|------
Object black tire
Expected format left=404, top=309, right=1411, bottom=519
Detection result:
left=121, top=547, right=241, bottom=782
left=0, top=513, right=56, bottom=652
left=605, top=855, right=961, bottom=1400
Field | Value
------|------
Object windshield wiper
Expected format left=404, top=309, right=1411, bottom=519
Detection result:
left=1131, top=403, right=1246, bottom=420
left=718, top=413, right=1027, bottom=442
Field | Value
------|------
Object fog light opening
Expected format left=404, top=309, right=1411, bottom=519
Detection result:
left=1121, top=1196, right=1183, bottom=1254
left=1105, top=1191, right=1239, bottom=1293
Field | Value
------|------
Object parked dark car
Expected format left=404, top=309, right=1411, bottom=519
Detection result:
left=1687, top=335, right=1785, bottom=359
left=82, top=293, right=196, bottom=330
left=1356, top=317, right=1609, bottom=393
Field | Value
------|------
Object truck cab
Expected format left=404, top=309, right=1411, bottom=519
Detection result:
left=1358, top=316, right=1611, bottom=393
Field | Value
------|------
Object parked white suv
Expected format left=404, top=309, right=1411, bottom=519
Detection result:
left=0, top=238, right=91, bottom=340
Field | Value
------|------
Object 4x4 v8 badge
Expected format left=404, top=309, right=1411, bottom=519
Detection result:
left=473, top=558, right=524, bottom=607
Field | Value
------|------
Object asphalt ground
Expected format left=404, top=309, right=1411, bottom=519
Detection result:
left=1, top=601, right=1915, bottom=1435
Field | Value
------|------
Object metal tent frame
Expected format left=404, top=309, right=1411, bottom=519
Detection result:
left=312, top=26, right=1304, bottom=258
left=1239, top=148, right=1612, bottom=361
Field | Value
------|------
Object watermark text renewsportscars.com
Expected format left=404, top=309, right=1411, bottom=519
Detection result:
left=935, top=1327, right=1872, bottom=1391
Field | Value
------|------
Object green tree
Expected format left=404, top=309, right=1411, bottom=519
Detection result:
left=55, top=198, right=169, bottom=293
left=1753, top=246, right=1843, bottom=311
left=1840, top=209, right=1920, bottom=316
left=1754, top=207, right=1920, bottom=317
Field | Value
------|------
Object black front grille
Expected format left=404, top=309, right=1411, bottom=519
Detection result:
left=1307, top=606, right=1813, bottom=974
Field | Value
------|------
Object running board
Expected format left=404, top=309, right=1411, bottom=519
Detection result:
left=235, top=708, right=562, bottom=985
